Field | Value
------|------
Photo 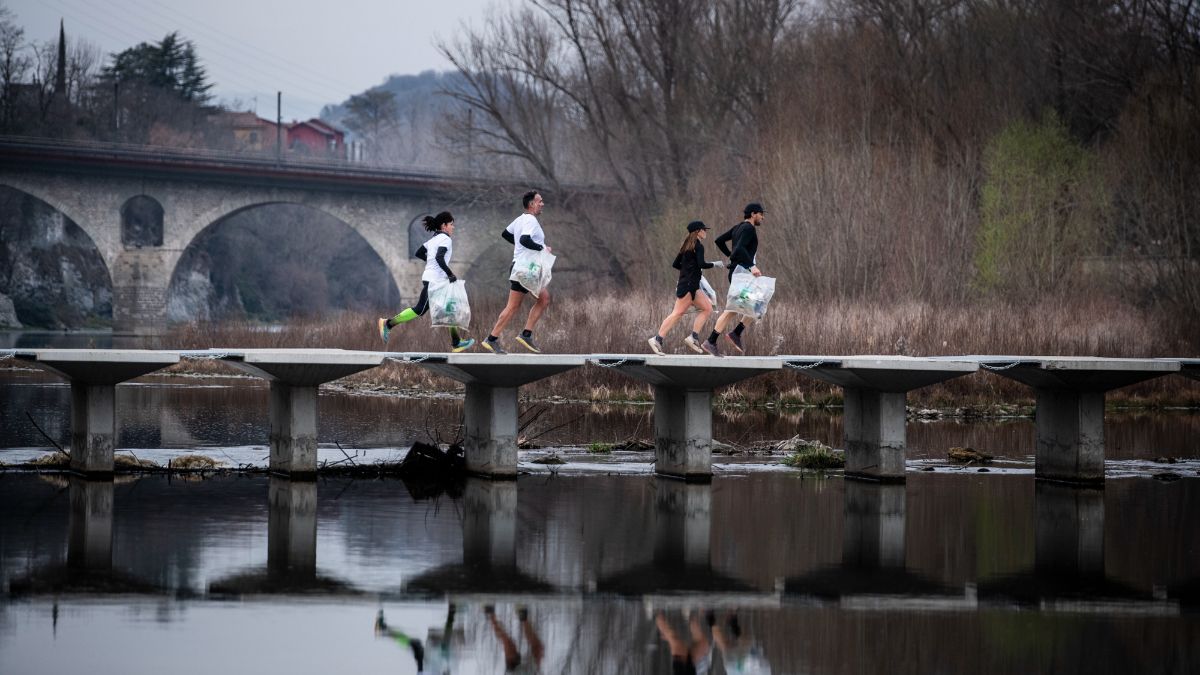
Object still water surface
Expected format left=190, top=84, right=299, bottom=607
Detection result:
left=1, top=361, right=1199, bottom=673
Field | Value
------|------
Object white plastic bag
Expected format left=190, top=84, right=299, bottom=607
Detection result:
left=428, top=280, right=471, bottom=328
left=687, top=275, right=719, bottom=314
left=509, top=248, right=556, bottom=298
left=726, top=266, right=776, bottom=320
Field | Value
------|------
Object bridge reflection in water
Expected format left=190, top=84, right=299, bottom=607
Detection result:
left=2, top=471, right=1197, bottom=673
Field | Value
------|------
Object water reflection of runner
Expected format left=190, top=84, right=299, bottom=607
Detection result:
left=655, top=609, right=713, bottom=675
left=484, top=605, right=544, bottom=673
left=713, top=612, right=772, bottom=675
left=375, top=609, right=427, bottom=672
left=375, top=605, right=462, bottom=675
left=377, top=212, right=475, bottom=352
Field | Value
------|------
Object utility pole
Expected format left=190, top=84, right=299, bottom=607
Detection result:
left=276, top=91, right=282, bottom=165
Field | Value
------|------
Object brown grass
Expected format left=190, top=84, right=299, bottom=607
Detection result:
left=150, top=290, right=1200, bottom=408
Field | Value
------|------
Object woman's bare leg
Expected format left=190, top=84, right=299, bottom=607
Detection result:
left=689, top=293, right=713, bottom=335
left=656, top=295, right=693, bottom=337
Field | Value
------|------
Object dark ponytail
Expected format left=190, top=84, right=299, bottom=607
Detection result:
left=422, top=211, right=454, bottom=232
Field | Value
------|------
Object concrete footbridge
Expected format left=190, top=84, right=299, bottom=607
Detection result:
left=2, top=348, right=1190, bottom=485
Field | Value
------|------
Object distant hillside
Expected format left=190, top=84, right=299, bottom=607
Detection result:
left=320, top=70, right=467, bottom=131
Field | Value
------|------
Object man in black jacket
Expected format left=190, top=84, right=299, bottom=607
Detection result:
left=708, top=202, right=766, bottom=354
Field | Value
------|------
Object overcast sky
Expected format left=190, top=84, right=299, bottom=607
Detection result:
left=8, top=0, right=501, bottom=121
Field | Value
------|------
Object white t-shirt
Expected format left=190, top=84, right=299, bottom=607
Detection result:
left=505, top=213, right=544, bottom=259
left=421, top=232, right=453, bottom=283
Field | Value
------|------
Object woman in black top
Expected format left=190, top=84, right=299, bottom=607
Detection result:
left=648, top=220, right=725, bottom=356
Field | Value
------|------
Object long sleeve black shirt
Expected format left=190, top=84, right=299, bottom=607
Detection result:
left=672, top=241, right=715, bottom=297
left=714, top=221, right=758, bottom=274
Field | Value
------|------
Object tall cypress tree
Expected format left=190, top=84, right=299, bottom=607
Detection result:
left=54, top=19, right=66, bottom=96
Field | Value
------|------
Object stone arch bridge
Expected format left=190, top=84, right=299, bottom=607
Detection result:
left=0, top=138, right=547, bottom=334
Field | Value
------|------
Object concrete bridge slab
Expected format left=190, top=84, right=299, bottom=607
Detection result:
left=593, top=355, right=783, bottom=481
left=187, top=349, right=385, bottom=478
left=972, top=356, right=1180, bottom=485
left=1175, top=358, right=1200, bottom=382
left=783, top=356, right=979, bottom=482
left=393, top=352, right=587, bottom=479
left=14, top=349, right=180, bottom=477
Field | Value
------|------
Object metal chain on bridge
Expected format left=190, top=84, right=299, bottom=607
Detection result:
left=980, top=361, right=1025, bottom=372
left=590, top=358, right=632, bottom=369
left=784, top=361, right=828, bottom=371
left=387, top=354, right=433, bottom=365
left=182, top=352, right=233, bottom=361
left=0, top=353, right=14, bottom=361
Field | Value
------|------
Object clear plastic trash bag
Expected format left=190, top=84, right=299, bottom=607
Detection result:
left=687, top=275, right=719, bottom=314
left=509, top=248, right=556, bottom=298
left=429, top=279, right=471, bottom=328
left=725, top=266, right=776, bottom=320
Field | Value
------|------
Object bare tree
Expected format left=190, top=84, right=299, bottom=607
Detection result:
left=0, top=5, right=29, bottom=132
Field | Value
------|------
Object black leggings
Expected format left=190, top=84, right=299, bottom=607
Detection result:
left=412, top=282, right=430, bottom=316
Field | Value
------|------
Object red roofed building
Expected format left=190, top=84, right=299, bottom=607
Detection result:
left=287, top=118, right=345, bottom=158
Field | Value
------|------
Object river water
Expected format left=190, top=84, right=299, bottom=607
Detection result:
left=2, top=360, right=1199, bottom=673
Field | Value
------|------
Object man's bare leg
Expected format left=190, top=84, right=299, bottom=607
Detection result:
left=523, top=288, right=551, bottom=332
left=490, top=290, right=526, bottom=338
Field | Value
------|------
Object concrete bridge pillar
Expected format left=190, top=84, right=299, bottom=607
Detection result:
left=842, top=389, right=908, bottom=482
left=112, top=248, right=177, bottom=335
left=269, top=383, right=319, bottom=478
left=1034, top=389, right=1106, bottom=484
left=784, top=357, right=979, bottom=483
left=653, top=386, right=714, bottom=481
left=464, top=384, right=520, bottom=478
left=70, top=382, right=118, bottom=476
left=214, top=350, right=385, bottom=479
left=597, top=356, right=784, bottom=482
left=16, top=349, right=179, bottom=477
left=978, top=358, right=1178, bottom=485
left=408, top=354, right=587, bottom=479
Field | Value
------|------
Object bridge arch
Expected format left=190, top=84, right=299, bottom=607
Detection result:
left=0, top=184, right=114, bottom=328
left=168, top=201, right=401, bottom=321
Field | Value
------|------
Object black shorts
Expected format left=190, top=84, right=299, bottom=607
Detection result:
left=510, top=280, right=529, bottom=294
left=675, top=288, right=698, bottom=300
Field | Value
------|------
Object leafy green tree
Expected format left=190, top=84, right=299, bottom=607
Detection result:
left=101, top=31, right=212, bottom=103
left=975, top=112, right=1108, bottom=297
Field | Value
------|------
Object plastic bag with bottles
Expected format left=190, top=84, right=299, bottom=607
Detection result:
left=509, top=248, right=556, bottom=298
left=428, top=279, right=471, bottom=328
left=725, top=266, right=776, bottom=320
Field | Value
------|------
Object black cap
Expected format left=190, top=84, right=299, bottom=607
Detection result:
left=686, top=220, right=710, bottom=232
left=744, top=202, right=766, bottom=217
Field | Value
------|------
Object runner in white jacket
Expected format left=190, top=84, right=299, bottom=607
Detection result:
left=482, top=190, right=552, bottom=354
left=376, top=211, right=475, bottom=352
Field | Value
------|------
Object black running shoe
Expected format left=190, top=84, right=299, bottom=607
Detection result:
left=725, top=331, right=745, bottom=354
left=481, top=339, right=508, bottom=355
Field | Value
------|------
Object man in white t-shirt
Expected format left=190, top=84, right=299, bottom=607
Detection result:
left=482, top=190, right=552, bottom=354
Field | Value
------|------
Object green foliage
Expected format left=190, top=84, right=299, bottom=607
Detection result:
left=585, top=442, right=614, bottom=454
left=102, top=32, right=213, bottom=103
left=975, top=112, right=1108, bottom=296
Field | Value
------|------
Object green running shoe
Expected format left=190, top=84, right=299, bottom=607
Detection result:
left=452, top=338, right=476, bottom=352
left=377, top=318, right=390, bottom=344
